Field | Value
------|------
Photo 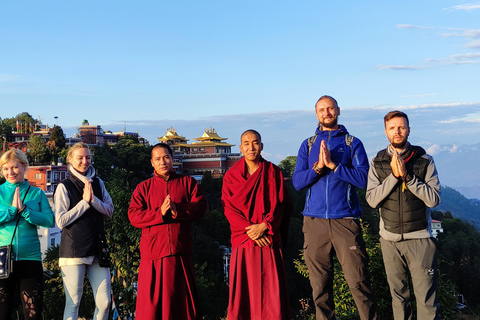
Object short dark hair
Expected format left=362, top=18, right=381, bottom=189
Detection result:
left=315, top=95, right=338, bottom=109
left=241, top=129, right=262, bottom=143
left=151, top=143, right=173, bottom=158
left=384, top=110, right=409, bottom=127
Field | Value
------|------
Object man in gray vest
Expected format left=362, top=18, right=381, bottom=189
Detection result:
left=366, top=110, right=441, bottom=320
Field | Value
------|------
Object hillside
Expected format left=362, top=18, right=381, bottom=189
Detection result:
left=435, top=186, right=480, bottom=227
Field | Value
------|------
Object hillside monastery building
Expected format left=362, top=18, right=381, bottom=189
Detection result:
left=158, top=127, right=241, bottom=180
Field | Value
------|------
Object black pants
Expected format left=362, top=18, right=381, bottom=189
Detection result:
left=0, top=260, right=43, bottom=320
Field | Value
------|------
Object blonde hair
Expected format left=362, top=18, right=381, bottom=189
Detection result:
left=0, top=148, right=29, bottom=172
left=67, top=142, right=91, bottom=163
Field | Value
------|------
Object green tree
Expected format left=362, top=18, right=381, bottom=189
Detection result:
left=43, top=246, right=64, bottom=319
left=104, top=171, right=141, bottom=317
left=278, top=155, right=297, bottom=177
left=26, top=134, right=50, bottom=165
left=437, top=218, right=480, bottom=307
left=111, top=136, right=151, bottom=185
left=0, top=117, right=13, bottom=144
left=47, top=125, right=67, bottom=162
left=3, top=112, right=37, bottom=133
left=199, top=171, right=223, bottom=211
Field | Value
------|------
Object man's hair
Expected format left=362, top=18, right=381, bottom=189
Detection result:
left=66, top=142, right=90, bottom=163
left=151, top=143, right=173, bottom=158
left=0, top=148, right=29, bottom=172
left=315, top=95, right=338, bottom=109
left=240, top=129, right=262, bottom=143
left=384, top=110, right=409, bottom=127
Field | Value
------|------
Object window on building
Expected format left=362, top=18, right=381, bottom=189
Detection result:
left=35, top=173, right=42, bottom=180
left=50, top=238, right=56, bottom=246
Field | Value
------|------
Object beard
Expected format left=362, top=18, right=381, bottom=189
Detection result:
left=390, top=136, right=408, bottom=149
left=320, top=116, right=338, bottom=129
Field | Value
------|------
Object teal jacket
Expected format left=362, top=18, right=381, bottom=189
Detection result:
left=0, top=180, right=54, bottom=261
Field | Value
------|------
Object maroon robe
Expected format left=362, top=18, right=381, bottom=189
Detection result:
left=222, top=157, right=291, bottom=320
left=129, top=172, right=206, bottom=320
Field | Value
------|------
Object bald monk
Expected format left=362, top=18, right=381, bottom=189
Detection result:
left=222, top=129, right=291, bottom=320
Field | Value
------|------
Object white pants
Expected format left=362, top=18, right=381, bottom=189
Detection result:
left=61, top=263, right=111, bottom=320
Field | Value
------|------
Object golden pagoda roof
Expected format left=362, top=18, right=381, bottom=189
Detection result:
left=193, top=127, right=228, bottom=142
left=158, top=127, right=189, bottom=143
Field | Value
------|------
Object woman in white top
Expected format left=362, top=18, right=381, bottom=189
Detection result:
left=54, top=142, right=113, bottom=320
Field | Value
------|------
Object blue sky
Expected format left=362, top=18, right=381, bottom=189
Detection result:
left=1, top=1, right=479, bottom=163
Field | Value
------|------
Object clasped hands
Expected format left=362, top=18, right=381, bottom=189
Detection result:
left=83, top=180, right=93, bottom=203
left=161, top=194, right=178, bottom=219
left=245, top=222, right=270, bottom=247
left=390, top=148, right=407, bottom=180
left=315, top=140, right=336, bottom=172
left=12, top=186, right=24, bottom=212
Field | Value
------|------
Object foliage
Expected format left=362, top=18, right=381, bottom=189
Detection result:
left=278, top=155, right=297, bottom=177
left=199, top=171, right=223, bottom=212
left=437, top=218, right=480, bottom=307
left=47, top=125, right=67, bottom=161
left=42, top=245, right=64, bottom=319
left=27, top=133, right=50, bottom=165
left=194, top=261, right=229, bottom=320
left=3, top=112, right=37, bottom=132
left=104, top=170, right=142, bottom=317
left=0, top=117, right=13, bottom=142
left=111, top=136, right=151, bottom=184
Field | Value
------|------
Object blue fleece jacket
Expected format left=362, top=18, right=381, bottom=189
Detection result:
left=292, top=125, right=369, bottom=219
left=0, top=180, right=54, bottom=261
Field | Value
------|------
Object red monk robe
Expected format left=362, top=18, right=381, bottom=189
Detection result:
left=222, top=157, right=291, bottom=320
left=129, top=172, right=206, bottom=320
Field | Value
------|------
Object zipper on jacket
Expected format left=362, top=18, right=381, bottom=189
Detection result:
left=346, top=184, right=351, bottom=209
left=166, top=180, right=172, bottom=256
left=325, top=131, right=332, bottom=218
left=306, top=188, right=311, bottom=212
left=399, top=185, right=404, bottom=241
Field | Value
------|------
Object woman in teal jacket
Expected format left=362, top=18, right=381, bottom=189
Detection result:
left=0, top=148, right=54, bottom=319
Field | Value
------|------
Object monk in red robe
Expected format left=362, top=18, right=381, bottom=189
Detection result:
left=128, top=143, right=206, bottom=320
left=222, top=129, right=291, bottom=320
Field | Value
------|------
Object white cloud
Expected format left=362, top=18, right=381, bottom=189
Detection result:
left=419, top=52, right=480, bottom=66
left=377, top=64, right=427, bottom=71
left=466, top=39, right=480, bottom=48
left=426, top=144, right=441, bottom=155
left=447, top=3, right=480, bottom=11
left=441, top=28, right=480, bottom=38
left=397, top=24, right=430, bottom=29
left=449, top=145, right=458, bottom=153
left=439, top=113, right=480, bottom=124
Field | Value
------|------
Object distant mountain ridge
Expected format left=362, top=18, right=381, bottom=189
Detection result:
left=435, top=186, right=480, bottom=228
left=454, top=186, right=480, bottom=201
left=431, top=142, right=480, bottom=193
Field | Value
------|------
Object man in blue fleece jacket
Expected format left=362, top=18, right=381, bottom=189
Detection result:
left=293, top=95, right=377, bottom=320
